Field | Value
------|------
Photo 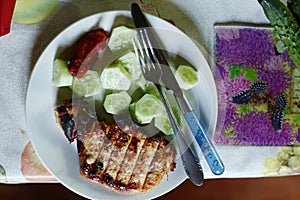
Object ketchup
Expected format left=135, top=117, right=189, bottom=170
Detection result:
left=68, top=29, right=109, bottom=78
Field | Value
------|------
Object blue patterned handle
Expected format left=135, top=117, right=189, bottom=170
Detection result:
left=184, top=111, right=225, bottom=175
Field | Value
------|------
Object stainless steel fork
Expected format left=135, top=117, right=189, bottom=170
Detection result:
left=133, top=29, right=204, bottom=186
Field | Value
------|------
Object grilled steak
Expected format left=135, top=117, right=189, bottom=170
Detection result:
left=54, top=98, right=176, bottom=193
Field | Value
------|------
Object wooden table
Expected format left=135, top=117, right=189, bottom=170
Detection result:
left=1, top=176, right=300, bottom=200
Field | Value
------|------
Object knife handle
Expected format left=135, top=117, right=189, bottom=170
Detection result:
left=184, top=111, right=225, bottom=175
left=131, top=3, right=150, bottom=28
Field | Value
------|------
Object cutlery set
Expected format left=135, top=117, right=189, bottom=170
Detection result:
left=132, top=27, right=204, bottom=186
left=130, top=3, right=225, bottom=185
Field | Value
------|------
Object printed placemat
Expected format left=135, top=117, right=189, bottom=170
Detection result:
left=213, top=25, right=300, bottom=146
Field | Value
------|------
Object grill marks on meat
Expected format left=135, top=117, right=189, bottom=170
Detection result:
left=116, top=136, right=146, bottom=185
left=128, top=136, right=161, bottom=189
left=54, top=98, right=99, bottom=142
left=104, top=131, right=132, bottom=180
left=143, top=139, right=177, bottom=191
left=55, top=102, right=76, bottom=142
left=54, top=99, right=176, bottom=193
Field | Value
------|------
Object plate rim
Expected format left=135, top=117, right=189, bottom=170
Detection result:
left=25, top=10, right=217, bottom=200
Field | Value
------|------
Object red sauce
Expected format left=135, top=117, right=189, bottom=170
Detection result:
left=68, top=29, right=108, bottom=78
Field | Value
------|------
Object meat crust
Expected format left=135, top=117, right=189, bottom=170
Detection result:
left=54, top=98, right=176, bottom=193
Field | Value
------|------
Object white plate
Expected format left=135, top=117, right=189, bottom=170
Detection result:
left=26, top=11, right=217, bottom=200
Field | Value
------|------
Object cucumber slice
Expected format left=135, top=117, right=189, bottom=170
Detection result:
left=135, top=94, right=164, bottom=124
left=165, top=90, right=183, bottom=125
left=108, top=26, right=136, bottom=55
left=71, top=70, right=101, bottom=97
left=154, top=91, right=183, bottom=135
left=52, top=59, right=73, bottom=87
left=142, top=82, right=160, bottom=98
left=13, top=0, right=59, bottom=24
left=135, top=74, right=147, bottom=87
left=175, top=65, right=199, bottom=90
left=103, top=91, right=132, bottom=115
left=100, top=62, right=131, bottom=90
left=118, top=52, right=141, bottom=81
left=110, top=51, right=145, bottom=95
left=154, top=115, right=173, bottom=135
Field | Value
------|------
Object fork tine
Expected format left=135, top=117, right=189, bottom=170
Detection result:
left=132, top=33, right=145, bottom=72
left=137, top=29, right=155, bottom=72
left=133, top=32, right=152, bottom=78
left=133, top=28, right=162, bottom=84
left=140, top=29, right=160, bottom=66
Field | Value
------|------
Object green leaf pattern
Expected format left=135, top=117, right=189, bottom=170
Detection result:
left=0, top=164, right=7, bottom=183
left=229, top=65, right=258, bottom=81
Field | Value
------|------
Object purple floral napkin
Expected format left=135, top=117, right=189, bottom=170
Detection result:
left=213, top=25, right=300, bottom=146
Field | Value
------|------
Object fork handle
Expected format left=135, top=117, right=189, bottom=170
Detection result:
left=156, top=85, right=204, bottom=186
left=184, top=111, right=225, bottom=175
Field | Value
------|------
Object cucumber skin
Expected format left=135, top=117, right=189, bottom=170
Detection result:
left=259, top=0, right=300, bottom=69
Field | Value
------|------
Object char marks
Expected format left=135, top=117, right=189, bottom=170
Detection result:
left=55, top=98, right=176, bottom=193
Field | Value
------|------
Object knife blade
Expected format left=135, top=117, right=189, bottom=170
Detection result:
left=131, top=2, right=224, bottom=175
